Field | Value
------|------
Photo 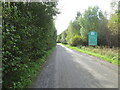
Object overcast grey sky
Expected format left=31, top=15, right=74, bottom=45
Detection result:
left=55, top=0, right=116, bottom=35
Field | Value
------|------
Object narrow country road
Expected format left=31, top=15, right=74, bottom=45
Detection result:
left=32, top=44, right=118, bottom=88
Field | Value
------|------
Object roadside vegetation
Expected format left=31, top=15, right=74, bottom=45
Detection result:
left=13, top=47, right=55, bottom=88
left=57, top=1, right=119, bottom=65
left=62, top=44, right=119, bottom=65
left=2, top=2, right=58, bottom=88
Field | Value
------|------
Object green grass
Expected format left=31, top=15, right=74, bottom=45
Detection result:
left=62, top=44, right=119, bottom=65
left=10, top=47, right=55, bottom=88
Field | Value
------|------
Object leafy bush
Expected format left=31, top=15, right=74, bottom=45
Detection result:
left=70, top=35, right=82, bottom=46
left=2, top=2, right=58, bottom=88
left=61, top=31, right=67, bottom=44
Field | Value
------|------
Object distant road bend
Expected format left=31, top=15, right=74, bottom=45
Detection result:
left=32, top=44, right=118, bottom=88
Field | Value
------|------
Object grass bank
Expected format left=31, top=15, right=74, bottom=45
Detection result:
left=62, top=44, right=119, bottom=65
left=8, top=47, right=55, bottom=88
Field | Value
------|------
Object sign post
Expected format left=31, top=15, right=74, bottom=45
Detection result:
left=88, top=31, right=97, bottom=46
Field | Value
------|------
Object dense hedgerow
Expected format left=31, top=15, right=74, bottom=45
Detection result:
left=2, top=2, right=58, bottom=88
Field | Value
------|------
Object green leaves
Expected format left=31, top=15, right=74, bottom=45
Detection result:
left=70, top=35, right=82, bottom=46
left=2, top=2, right=58, bottom=88
left=58, top=4, right=119, bottom=47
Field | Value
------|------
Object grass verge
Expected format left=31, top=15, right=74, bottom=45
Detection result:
left=11, top=47, right=55, bottom=88
left=62, top=44, right=119, bottom=65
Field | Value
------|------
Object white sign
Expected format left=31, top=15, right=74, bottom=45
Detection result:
left=91, top=32, right=95, bottom=35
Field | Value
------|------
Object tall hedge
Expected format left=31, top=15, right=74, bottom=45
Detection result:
left=2, top=2, right=58, bottom=88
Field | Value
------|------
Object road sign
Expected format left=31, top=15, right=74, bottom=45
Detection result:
left=88, top=31, right=97, bottom=46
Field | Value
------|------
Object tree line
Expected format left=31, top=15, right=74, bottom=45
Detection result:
left=57, top=1, right=119, bottom=47
left=2, top=2, right=58, bottom=88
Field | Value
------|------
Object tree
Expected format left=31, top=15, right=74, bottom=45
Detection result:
left=2, top=2, right=58, bottom=88
left=61, top=31, right=67, bottom=44
left=57, top=33, right=62, bottom=43
left=70, top=35, right=82, bottom=46
left=78, top=6, right=109, bottom=46
left=107, top=11, right=119, bottom=47
left=66, top=20, right=81, bottom=45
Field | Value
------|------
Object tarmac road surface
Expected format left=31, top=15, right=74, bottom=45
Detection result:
left=32, top=44, right=118, bottom=88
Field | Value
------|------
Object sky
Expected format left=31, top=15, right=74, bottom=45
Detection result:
left=55, top=0, right=115, bottom=35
